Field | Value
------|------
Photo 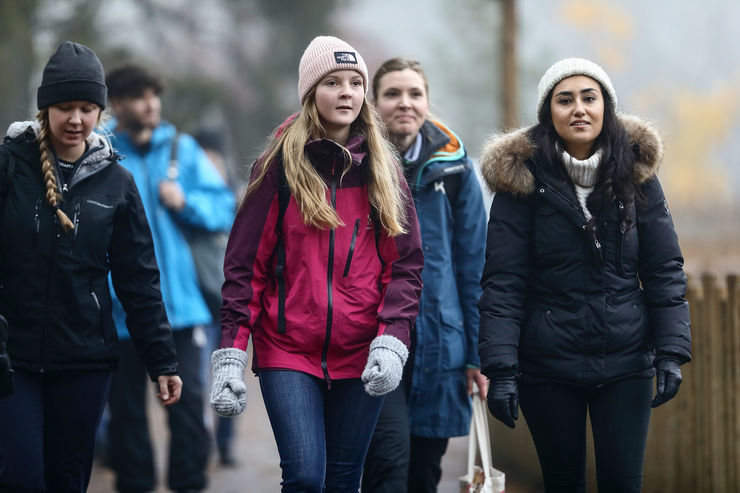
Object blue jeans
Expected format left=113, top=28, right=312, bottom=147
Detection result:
left=259, top=370, right=384, bottom=492
left=0, top=369, right=111, bottom=492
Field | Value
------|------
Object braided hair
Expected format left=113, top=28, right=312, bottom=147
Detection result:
left=36, top=109, right=75, bottom=232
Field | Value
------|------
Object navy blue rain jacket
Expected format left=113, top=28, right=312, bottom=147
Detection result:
left=405, top=120, right=487, bottom=438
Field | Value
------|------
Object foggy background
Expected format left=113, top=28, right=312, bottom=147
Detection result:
left=2, top=0, right=738, bottom=272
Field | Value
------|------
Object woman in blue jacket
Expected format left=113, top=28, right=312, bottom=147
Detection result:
left=478, top=58, right=691, bottom=493
left=363, top=57, right=488, bottom=493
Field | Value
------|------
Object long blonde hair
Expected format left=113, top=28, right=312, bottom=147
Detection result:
left=35, top=107, right=105, bottom=232
left=247, top=88, right=408, bottom=236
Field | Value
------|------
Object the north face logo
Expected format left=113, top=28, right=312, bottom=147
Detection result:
left=334, top=51, right=358, bottom=64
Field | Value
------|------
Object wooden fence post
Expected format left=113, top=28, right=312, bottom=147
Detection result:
left=727, top=274, right=739, bottom=491
left=702, top=273, right=725, bottom=492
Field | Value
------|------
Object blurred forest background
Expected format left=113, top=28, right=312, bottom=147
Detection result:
left=2, top=0, right=738, bottom=273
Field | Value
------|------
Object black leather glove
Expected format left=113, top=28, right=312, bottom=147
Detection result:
left=487, top=376, right=519, bottom=428
left=651, top=358, right=681, bottom=408
left=0, top=314, right=14, bottom=399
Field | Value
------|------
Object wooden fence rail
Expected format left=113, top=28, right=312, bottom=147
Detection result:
left=489, top=273, right=740, bottom=493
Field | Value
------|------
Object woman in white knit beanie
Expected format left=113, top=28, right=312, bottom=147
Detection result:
left=476, top=58, right=691, bottom=492
left=209, top=36, right=423, bottom=491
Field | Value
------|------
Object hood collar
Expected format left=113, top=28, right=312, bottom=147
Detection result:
left=305, top=133, right=367, bottom=167
left=478, top=114, right=664, bottom=196
left=6, top=120, right=115, bottom=166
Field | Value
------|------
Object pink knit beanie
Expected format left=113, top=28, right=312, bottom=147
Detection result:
left=298, top=36, right=368, bottom=104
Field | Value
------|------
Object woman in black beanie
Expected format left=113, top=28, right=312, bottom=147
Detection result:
left=0, top=41, right=181, bottom=492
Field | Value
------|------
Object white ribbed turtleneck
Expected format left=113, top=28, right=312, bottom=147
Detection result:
left=561, top=149, right=601, bottom=220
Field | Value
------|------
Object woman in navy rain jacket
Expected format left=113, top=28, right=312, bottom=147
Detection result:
left=364, top=57, right=488, bottom=493
left=477, top=58, right=691, bottom=493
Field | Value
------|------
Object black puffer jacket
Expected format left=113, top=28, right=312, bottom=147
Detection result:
left=0, top=122, right=176, bottom=378
left=477, top=115, right=691, bottom=386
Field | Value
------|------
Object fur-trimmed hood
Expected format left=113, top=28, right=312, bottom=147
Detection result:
left=478, top=114, right=664, bottom=196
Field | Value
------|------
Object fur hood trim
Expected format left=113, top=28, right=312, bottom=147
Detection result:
left=478, top=114, right=664, bottom=196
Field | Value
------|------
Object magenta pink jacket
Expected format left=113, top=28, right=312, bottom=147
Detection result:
left=219, top=134, right=423, bottom=383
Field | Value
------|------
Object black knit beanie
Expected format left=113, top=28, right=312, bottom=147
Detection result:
left=37, top=41, right=107, bottom=110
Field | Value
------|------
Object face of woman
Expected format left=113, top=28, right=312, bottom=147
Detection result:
left=47, top=101, right=101, bottom=161
left=374, top=69, right=429, bottom=151
left=314, top=70, right=365, bottom=145
left=549, top=75, right=605, bottom=160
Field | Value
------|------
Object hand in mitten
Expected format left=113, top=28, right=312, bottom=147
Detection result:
left=361, top=335, right=408, bottom=397
left=210, top=348, right=248, bottom=416
left=651, top=358, right=682, bottom=408
left=487, top=376, right=519, bottom=428
left=0, top=314, right=14, bottom=399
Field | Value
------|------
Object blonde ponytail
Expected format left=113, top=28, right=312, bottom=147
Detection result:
left=36, top=110, right=74, bottom=232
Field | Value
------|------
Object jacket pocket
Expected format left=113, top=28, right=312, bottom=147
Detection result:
left=440, top=307, right=466, bottom=371
left=342, top=219, right=361, bottom=277
left=89, top=277, right=105, bottom=344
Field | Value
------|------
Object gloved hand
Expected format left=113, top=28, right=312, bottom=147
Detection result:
left=361, top=335, right=408, bottom=397
left=651, top=358, right=682, bottom=408
left=210, top=348, right=248, bottom=417
left=0, top=314, right=14, bottom=399
left=487, top=376, right=519, bottom=428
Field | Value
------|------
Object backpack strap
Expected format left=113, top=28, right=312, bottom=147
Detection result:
left=274, top=165, right=291, bottom=334
left=167, top=133, right=180, bottom=181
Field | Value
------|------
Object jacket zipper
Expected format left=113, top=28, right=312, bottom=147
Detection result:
left=321, top=160, right=338, bottom=389
left=73, top=200, right=81, bottom=240
left=616, top=224, right=627, bottom=275
left=543, top=183, right=603, bottom=261
left=343, top=219, right=361, bottom=277
left=33, top=199, right=41, bottom=249
left=39, top=212, right=60, bottom=372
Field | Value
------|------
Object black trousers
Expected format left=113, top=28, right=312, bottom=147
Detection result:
left=0, top=369, right=111, bottom=492
left=108, top=329, right=209, bottom=492
left=362, top=383, right=449, bottom=493
left=519, top=377, right=653, bottom=493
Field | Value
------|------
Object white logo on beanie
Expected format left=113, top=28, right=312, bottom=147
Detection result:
left=334, top=52, right=358, bottom=64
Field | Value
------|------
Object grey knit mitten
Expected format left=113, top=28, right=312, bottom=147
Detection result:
left=210, top=348, right=248, bottom=417
left=361, top=335, right=408, bottom=397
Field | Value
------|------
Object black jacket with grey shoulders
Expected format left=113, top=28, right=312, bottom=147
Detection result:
left=0, top=122, right=176, bottom=378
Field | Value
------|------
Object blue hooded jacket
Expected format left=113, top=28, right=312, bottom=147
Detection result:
left=108, top=120, right=235, bottom=337
left=405, top=120, right=487, bottom=438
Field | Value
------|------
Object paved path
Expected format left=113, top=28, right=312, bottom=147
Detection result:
left=89, top=370, right=530, bottom=492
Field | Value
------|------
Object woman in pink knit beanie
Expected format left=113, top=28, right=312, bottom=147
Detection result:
left=209, top=35, right=424, bottom=491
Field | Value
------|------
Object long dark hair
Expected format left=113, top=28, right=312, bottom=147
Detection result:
left=529, top=82, right=638, bottom=231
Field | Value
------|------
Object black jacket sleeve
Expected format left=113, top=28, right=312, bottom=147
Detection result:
left=478, top=191, right=534, bottom=378
left=637, top=177, right=692, bottom=364
left=109, top=174, right=177, bottom=380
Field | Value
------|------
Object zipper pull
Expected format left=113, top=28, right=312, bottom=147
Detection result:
left=62, top=183, right=68, bottom=193
left=34, top=199, right=41, bottom=233
left=73, top=201, right=81, bottom=239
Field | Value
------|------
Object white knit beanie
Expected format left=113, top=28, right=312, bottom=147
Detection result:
left=536, top=58, right=617, bottom=119
left=298, top=36, right=368, bottom=104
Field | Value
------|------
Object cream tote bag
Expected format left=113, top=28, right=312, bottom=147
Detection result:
left=459, top=388, right=506, bottom=493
